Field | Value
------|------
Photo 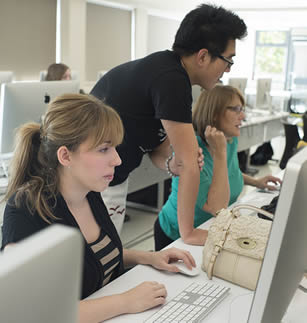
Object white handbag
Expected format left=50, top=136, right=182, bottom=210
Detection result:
left=202, top=204, right=273, bottom=290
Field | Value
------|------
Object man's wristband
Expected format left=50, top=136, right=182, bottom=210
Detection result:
left=165, top=154, right=177, bottom=177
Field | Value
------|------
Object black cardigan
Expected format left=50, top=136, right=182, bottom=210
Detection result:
left=1, top=191, right=124, bottom=299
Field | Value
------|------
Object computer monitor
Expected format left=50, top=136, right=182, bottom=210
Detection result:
left=0, top=225, right=83, bottom=323
left=255, top=78, right=272, bottom=109
left=228, top=77, right=247, bottom=95
left=248, top=146, right=307, bottom=323
left=0, top=71, right=13, bottom=85
left=0, top=80, right=80, bottom=153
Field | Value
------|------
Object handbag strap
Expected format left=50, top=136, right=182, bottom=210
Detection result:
left=232, top=203, right=274, bottom=220
left=206, top=204, right=274, bottom=279
left=207, top=213, right=234, bottom=279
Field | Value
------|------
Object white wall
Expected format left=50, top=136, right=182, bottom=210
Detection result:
left=147, top=15, right=180, bottom=54
left=86, top=3, right=132, bottom=81
left=0, top=0, right=57, bottom=81
left=1, top=1, right=307, bottom=88
left=60, top=0, right=86, bottom=83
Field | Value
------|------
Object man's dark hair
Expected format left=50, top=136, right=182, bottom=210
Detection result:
left=172, top=3, right=247, bottom=57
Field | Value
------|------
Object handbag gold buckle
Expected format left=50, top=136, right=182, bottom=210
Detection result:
left=237, top=237, right=257, bottom=249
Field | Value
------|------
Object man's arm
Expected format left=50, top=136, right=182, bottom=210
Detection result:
left=148, top=137, right=172, bottom=170
left=148, top=135, right=204, bottom=175
left=161, top=119, right=207, bottom=245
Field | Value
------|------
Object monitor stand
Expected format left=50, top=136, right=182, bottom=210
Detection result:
left=238, top=149, right=259, bottom=176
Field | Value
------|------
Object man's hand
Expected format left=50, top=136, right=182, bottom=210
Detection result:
left=169, top=147, right=204, bottom=176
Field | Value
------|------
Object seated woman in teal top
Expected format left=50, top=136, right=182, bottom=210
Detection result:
left=154, top=85, right=282, bottom=251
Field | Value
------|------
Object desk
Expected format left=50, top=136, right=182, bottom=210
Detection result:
left=88, top=239, right=252, bottom=323
left=238, top=111, right=288, bottom=152
left=88, top=183, right=307, bottom=322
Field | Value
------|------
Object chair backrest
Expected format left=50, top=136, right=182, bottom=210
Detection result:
left=97, top=70, right=108, bottom=80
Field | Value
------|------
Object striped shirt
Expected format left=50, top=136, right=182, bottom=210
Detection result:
left=90, top=229, right=120, bottom=286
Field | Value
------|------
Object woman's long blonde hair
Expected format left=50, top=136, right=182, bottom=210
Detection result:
left=5, top=93, right=123, bottom=223
left=192, top=84, right=245, bottom=143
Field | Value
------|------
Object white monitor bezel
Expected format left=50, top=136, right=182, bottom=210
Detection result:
left=0, top=80, right=79, bottom=153
left=0, top=225, right=83, bottom=323
left=248, top=147, right=307, bottom=322
left=255, top=78, right=272, bottom=109
left=228, top=77, right=248, bottom=95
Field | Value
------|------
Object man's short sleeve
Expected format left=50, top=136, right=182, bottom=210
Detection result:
left=151, top=70, right=192, bottom=123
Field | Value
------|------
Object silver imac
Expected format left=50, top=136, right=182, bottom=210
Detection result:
left=0, top=225, right=83, bottom=323
left=228, top=77, right=248, bottom=95
left=255, top=78, right=272, bottom=109
left=248, top=146, right=307, bottom=323
left=0, top=80, right=79, bottom=153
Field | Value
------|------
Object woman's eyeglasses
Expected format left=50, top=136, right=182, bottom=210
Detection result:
left=226, top=106, right=245, bottom=114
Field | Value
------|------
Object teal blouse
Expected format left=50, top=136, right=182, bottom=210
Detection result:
left=159, top=136, right=244, bottom=241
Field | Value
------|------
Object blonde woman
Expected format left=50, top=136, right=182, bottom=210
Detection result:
left=1, top=94, right=195, bottom=322
left=154, top=85, right=281, bottom=250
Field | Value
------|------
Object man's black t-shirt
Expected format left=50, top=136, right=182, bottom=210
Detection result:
left=91, top=50, right=193, bottom=185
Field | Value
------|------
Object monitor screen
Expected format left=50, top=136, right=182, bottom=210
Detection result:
left=255, top=78, right=272, bottom=109
left=248, top=146, right=307, bottom=323
left=0, top=225, right=83, bottom=323
left=228, top=77, right=247, bottom=95
left=0, top=80, right=79, bottom=153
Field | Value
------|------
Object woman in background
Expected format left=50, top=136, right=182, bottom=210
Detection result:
left=154, top=85, right=282, bottom=251
left=45, top=63, right=71, bottom=81
left=1, top=93, right=195, bottom=322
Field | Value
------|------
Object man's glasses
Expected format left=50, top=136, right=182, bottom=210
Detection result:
left=226, top=106, right=245, bottom=114
left=217, top=55, right=234, bottom=69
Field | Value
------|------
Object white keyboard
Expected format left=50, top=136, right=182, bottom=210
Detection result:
left=144, top=282, right=230, bottom=323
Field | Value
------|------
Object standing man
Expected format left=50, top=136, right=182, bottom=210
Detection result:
left=91, top=3, right=247, bottom=245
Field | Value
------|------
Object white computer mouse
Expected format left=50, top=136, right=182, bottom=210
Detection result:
left=174, top=261, right=200, bottom=276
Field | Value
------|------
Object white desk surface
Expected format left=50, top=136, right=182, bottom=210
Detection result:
left=241, top=111, right=288, bottom=127
left=88, top=174, right=307, bottom=323
left=238, top=111, right=288, bottom=152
